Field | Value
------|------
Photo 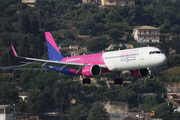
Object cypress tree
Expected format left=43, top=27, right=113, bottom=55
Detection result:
left=37, top=34, right=44, bottom=58
left=19, top=14, right=31, bottom=34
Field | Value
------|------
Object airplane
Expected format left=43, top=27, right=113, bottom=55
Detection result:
left=10, top=32, right=167, bottom=84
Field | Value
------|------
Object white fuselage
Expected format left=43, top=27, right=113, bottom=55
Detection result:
left=103, top=47, right=166, bottom=71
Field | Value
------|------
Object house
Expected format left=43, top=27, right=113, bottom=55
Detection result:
left=166, top=86, right=180, bottom=107
left=104, top=101, right=128, bottom=115
left=19, top=92, right=28, bottom=102
left=82, top=0, right=98, bottom=4
left=22, top=0, right=36, bottom=7
left=60, top=45, right=87, bottom=56
left=100, top=0, right=135, bottom=6
left=105, top=44, right=133, bottom=50
left=168, top=47, right=176, bottom=54
left=0, top=105, right=14, bottom=120
left=132, top=26, right=160, bottom=43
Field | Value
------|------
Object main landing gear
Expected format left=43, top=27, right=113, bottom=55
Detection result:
left=82, top=78, right=91, bottom=84
left=114, top=78, right=123, bottom=85
left=113, top=72, right=123, bottom=85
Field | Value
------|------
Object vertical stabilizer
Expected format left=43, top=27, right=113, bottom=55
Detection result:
left=45, top=32, right=64, bottom=61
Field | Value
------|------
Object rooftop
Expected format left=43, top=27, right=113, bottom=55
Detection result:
left=0, top=105, right=13, bottom=109
left=134, top=26, right=159, bottom=30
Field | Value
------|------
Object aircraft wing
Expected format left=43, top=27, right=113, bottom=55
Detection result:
left=0, top=62, right=49, bottom=70
left=11, top=45, right=106, bottom=68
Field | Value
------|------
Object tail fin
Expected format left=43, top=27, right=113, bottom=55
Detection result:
left=45, top=32, right=64, bottom=61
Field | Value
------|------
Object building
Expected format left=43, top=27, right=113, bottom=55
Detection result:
left=22, top=0, right=36, bottom=7
left=100, top=0, right=135, bottom=6
left=0, top=105, right=14, bottom=120
left=60, top=45, right=87, bottom=56
left=104, top=101, right=128, bottom=116
left=166, top=86, right=180, bottom=107
left=132, top=26, right=160, bottom=43
left=82, top=0, right=98, bottom=4
left=18, top=92, right=28, bottom=102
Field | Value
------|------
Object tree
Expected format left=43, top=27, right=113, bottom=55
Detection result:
left=19, top=13, right=31, bottom=34
left=87, top=102, right=109, bottom=120
left=126, top=32, right=133, bottom=42
left=20, top=36, right=29, bottom=56
left=88, top=37, right=108, bottom=52
left=27, top=88, right=51, bottom=116
left=153, top=103, right=173, bottom=120
left=93, top=14, right=102, bottom=23
left=170, top=24, right=180, bottom=36
left=109, top=29, right=122, bottom=43
left=31, top=15, right=39, bottom=36
left=37, top=34, right=44, bottom=58
left=0, top=84, right=19, bottom=105
left=68, top=104, right=90, bottom=120
left=64, top=31, right=75, bottom=40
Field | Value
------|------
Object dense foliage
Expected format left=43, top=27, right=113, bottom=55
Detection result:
left=1, top=0, right=180, bottom=119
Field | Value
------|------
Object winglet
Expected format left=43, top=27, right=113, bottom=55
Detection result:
left=11, top=45, right=18, bottom=57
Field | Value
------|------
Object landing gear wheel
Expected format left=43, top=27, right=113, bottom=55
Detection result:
left=82, top=78, right=91, bottom=84
left=149, top=75, right=153, bottom=79
left=114, top=78, right=123, bottom=85
left=82, top=78, right=87, bottom=84
left=86, top=78, right=91, bottom=84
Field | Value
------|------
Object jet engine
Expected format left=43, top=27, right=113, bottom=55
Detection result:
left=130, top=68, right=149, bottom=78
left=82, top=65, right=101, bottom=78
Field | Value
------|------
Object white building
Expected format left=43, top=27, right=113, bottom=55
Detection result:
left=0, top=105, right=14, bottom=120
left=132, top=26, right=160, bottom=43
left=22, top=0, right=36, bottom=7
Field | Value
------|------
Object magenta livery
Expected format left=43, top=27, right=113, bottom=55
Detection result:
left=11, top=32, right=167, bottom=84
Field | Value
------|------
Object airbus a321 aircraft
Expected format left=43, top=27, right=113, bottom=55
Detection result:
left=11, top=32, right=167, bottom=84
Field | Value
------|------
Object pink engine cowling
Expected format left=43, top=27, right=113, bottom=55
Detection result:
left=82, top=65, right=101, bottom=78
left=130, top=68, right=149, bottom=78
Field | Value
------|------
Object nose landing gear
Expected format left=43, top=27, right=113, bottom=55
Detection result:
left=148, top=68, right=153, bottom=79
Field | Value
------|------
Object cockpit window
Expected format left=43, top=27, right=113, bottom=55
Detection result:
left=149, top=51, right=162, bottom=54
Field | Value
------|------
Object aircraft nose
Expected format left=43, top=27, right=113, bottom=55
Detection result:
left=156, top=54, right=167, bottom=65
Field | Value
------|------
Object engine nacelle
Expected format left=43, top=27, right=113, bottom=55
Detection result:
left=82, top=65, right=101, bottom=78
left=130, top=68, right=149, bottom=78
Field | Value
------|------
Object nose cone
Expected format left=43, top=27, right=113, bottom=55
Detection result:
left=156, top=54, right=167, bottom=65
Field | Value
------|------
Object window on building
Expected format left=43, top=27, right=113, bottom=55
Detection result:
left=140, top=36, right=141, bottom=38
left=120, top=1, right=123, bottom=5
left=144, top=36, right=146, bottom=38
left=140, top=31, right=141, bottom=34
left=154, top=30, right=156, bottom=34
left=154, top=36, right=155, bottom=39
left=149, top=31, right=151, bottom=34
left=72, top=52, right=75, bottom=56
left=144, top=31, right=146, bottom=34
left=126, top=1, right=128, bottom=4
left=149, top=36, right=151, bottom=38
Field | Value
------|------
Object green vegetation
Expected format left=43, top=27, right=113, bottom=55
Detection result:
left=1, top=0, right=180, bottom=119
